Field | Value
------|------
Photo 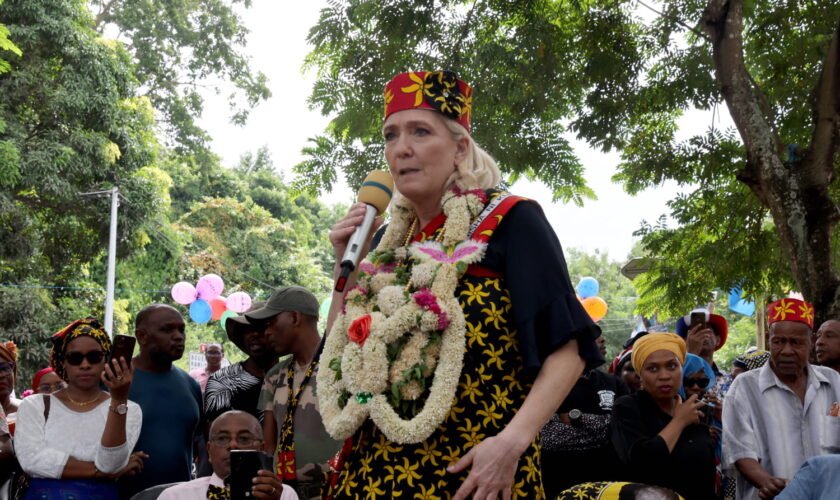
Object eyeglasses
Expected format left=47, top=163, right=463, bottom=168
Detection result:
left=0, top=362, right=14, bottom=375
left=65, top=351, right=106, bottom=366
left=37, top=382, right=67, bottom=393
left=683, top=377, right=710, bottom=389
left=205, top=351, right=223, bottom=357
left=209, top=435, right=263, bottom=448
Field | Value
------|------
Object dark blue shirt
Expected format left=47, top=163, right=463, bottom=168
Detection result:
left=118, top=366, right=202, bottom=498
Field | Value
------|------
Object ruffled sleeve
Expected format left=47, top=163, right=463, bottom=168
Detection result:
left=481, top=200, right=602, bottom=374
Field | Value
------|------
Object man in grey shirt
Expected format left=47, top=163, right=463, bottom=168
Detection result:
left=723, top=298, right=840, bottom=500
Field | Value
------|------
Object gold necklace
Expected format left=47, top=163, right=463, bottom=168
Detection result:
left=66, top=392, right=102, bottom=406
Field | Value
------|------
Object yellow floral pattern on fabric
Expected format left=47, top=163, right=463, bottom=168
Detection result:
left=326, top=199, right=545, bottom=498
left=400, top=72, right=431, bottom=107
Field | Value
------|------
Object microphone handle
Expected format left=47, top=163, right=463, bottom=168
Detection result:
left=335, top=204, right=378, bottom=292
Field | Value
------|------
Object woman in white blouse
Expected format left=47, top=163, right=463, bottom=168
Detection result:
left=15, top=318, right=144, bottom=499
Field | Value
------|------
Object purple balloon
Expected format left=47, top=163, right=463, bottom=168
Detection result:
left=171, top=281, right=197, bottom=305
left=226, top=292, right=252, bottom=313
left=196, top=274, right=224, bottom=300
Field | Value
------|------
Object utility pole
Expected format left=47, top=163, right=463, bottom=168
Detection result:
left=80, top=186, right=120, bottom=336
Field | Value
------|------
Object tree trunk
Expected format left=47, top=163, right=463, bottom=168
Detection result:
left=702, top=0, right=840, bottom=327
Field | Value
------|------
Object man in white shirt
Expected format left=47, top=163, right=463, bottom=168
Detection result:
left=723, top=298, right=840, bottom=500
left=159, top=410, right=296, bottom=500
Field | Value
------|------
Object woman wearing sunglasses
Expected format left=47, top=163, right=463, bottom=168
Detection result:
left=611, top=333, right=716, bottom=500
left=15, top=318, right=144, bottom=500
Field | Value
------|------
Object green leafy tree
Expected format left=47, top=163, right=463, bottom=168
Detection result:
left=0, top=0, right=163, bottom=385
left=89, top=0, right=271, bottom=156
left=0, top=0, right=21, bottom=74
left=300, top=0, right=840, bottom=324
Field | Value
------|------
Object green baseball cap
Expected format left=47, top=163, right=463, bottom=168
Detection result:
left=244, top=286, right=319, bottom=322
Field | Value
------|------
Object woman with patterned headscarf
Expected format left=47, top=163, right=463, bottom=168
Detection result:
left=610, top=333, right=716, bottom=500
left=14, top=318, right=145, bottom=499
left=0, top=340, right=21, bottom=434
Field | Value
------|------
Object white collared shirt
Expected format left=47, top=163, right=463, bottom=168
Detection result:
left=723, top=363, right=840, bottom=500
left=158, top=473, right=298, bottom=500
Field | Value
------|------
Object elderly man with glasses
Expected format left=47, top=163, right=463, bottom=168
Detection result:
left=158, top=410, right=296, bottom=500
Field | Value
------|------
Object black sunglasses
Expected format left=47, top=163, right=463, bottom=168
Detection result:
left=65, top=351, right=106, bottom=366
left=683, top=377, right=710, bottom=389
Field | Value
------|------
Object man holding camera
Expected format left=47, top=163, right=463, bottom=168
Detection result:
left=159, top=410, right=296, bottom=499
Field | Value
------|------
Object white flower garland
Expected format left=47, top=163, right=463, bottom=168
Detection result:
left=318, top=188, right=488, bottom=444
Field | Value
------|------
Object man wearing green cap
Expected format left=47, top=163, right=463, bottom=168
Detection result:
left=248, top=286, right=342, bottom=500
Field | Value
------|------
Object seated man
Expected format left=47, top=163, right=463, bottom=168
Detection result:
left=159, top=410, right=296, bottom=500
left=723, top=299, right=840, bottom=500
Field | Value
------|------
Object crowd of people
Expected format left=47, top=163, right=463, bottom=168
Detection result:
left=0, top=70, right=839, bottom=500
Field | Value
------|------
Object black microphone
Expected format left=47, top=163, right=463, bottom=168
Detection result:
left=335, top=170, right=394, bottom=292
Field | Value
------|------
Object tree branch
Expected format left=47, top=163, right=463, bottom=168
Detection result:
left=448, top=0, right=482, bottom=71
left=94, top=0, right=121, bottom=31
left=701, top=0, right=780, bottom=204
left=804, top=17, right=840, bottom=189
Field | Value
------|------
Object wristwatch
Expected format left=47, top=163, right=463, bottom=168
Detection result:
left=109, top=402, right=128, bottom=415
left=568, top=408, right=582, bottom=426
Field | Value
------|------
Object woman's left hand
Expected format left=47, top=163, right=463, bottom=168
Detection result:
left=448, top=433, right=524, bottom=500
left=101, top=357, right=133, bottom=401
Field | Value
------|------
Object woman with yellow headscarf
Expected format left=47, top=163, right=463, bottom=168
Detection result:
left=610, top=333, right=716, bottom=500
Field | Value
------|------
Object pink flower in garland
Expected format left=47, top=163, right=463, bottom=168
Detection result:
left=413, top=289, right=450, bottom=330
left=437, top=312, right=451, bottom=330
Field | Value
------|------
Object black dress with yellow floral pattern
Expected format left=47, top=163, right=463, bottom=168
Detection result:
left=326, top=192, right=602, bottom=500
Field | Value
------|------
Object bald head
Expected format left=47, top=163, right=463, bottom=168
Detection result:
left=135, top=303, right=181, bottom=330
left=207, top=410, right=265, bottom=478
left=209, top=410, right=262, bottom=438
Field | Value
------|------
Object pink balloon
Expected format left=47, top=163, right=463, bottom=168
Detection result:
left=171, top=281, right=197, bottom=305
left=226, top=292, right=252, bottom=313
left=196, top=274, right=224, bottom=300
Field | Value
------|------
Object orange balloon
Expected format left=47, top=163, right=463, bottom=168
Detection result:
left=209, top=297, right=227, bottom=320
left=581, top=296, right=608, bottom=322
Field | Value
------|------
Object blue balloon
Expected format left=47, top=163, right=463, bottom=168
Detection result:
left=577, top=277, right=600, bottom=299
left=728, top=288, right=756, bottom=317
left=190, top=299, right=212, bottom=324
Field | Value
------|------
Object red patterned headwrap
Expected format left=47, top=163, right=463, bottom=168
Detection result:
left=768, top=298, right=815, bottom=329
left=384, top=71, right=473, bottom=131
left=0, top=341, right=17, bottom=374
left=31, top=367, right=55, bottom=393
left=50, top=318, right=112, bottom=379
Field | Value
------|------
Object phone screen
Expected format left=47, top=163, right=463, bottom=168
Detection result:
left=227, top=450, right=272, bottom=499
left=111, top=334, right=136, bottom=364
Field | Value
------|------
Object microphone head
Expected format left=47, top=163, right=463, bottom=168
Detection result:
left=357, top=170, right=394, bottom=214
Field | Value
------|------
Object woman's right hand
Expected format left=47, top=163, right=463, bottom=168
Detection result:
left=329, top=203, right=384, bottom=264
left=673, top=394, right=703, bottom=426
left=101, top=357, right=133, bottom=402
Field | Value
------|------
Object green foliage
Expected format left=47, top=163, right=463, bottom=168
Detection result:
left=89, top=0, right=271, bottom=156
left=0, top=2, right=337, bottom=391
left=0, top=0, right=21, bottom=74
